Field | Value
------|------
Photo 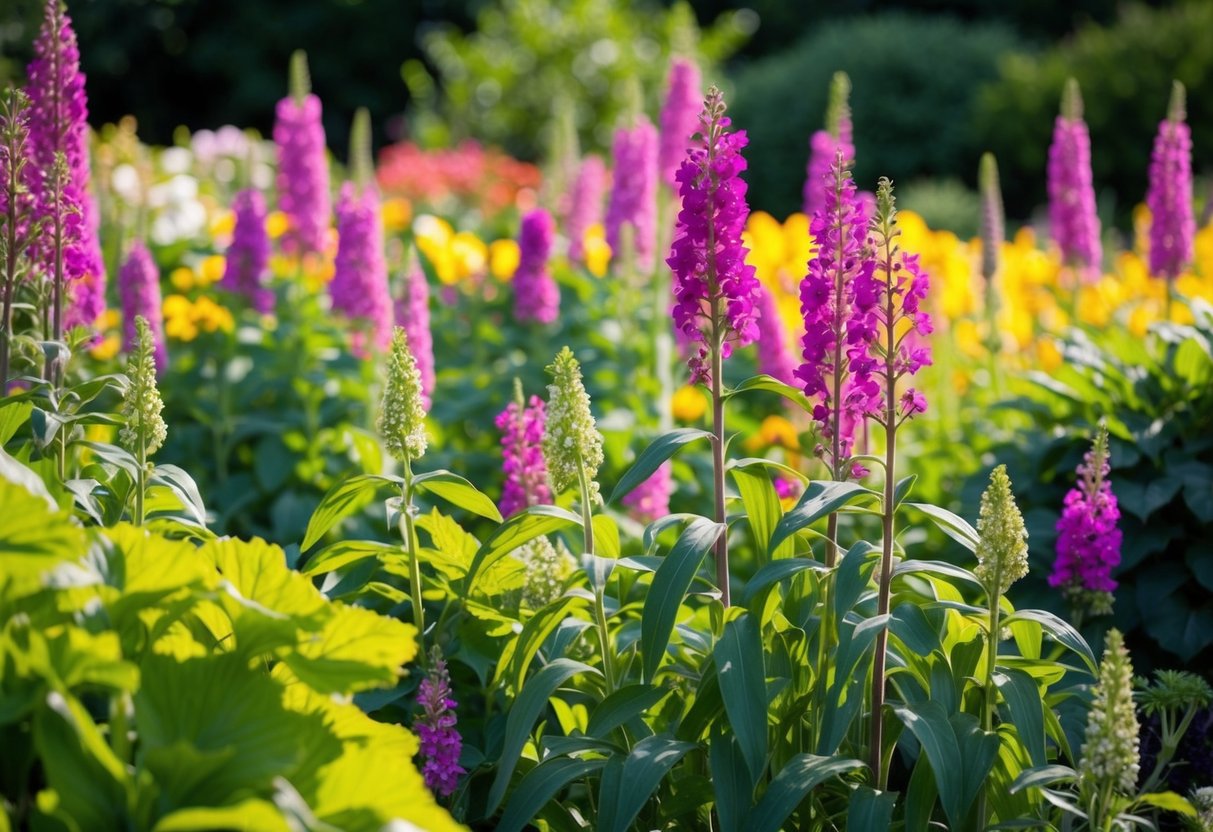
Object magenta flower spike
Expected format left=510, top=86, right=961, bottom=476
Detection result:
left=513, top=208, right=559, bottom=325
left=565, top=155, right=606, bottom=263
left=415, top=650, right=466, bottom=798
left=1047, top=80, right=1102, bottom=282
left=273, top=52, right=331, bottom=257
left=754, top=281, right=797, bottom=385
left=119, top=242, right=166, bottom=372
left=802, top=72, right=855, bottom=219
left=221, top=188, right=273, bottom=313
left=658, top=57, right=703, bottom=188
left=622, top=461, right=672, bottom=524
left=1146, top=82, right=1195, bottom=282
left=496, top=384, right=552, bottom=517
left=605, top=117, right=658, bottom=272
left=331, top=181, right=393, bottom=353
left=394, top=251, right=434, bottom=403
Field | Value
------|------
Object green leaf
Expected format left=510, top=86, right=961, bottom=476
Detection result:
left=487, top=659, right=600, bottom=816
left=1001, top=609, right=1096, bottom=673
left=608, top=428, right=713, bottom=505
left=587, top=685, right=668, bottom=739
left=496, top=595, right=586, bottom=696
left=893, top=474, right=918, bottom=507
left=1136, top=791, right=1197, bottom=816
left=846, top=786, right=897, bottom=832
left=413, top=469, right=503, bottom=522
left=768, top=481, right=875, bottom=554
left=597, top=735, right=696, bottom=832
left=149, top=464, right=208, bottom=527
left=1008, top=764, right=1078, bottom=794
left=495, top=757, right=607, bottom=832
left=747, top=755, right=866, bottom=832
left=281, top=603, right=416, bottom=694
left=33, top=691, right=129, bottom=831
left=0, top=445, right=57, bottom=510
left=726, top=373, right=813, bottom=413
left=893, top=701, right=964, bottom=827
left=301, top=474, right=399, bottom=552
left=0, top=399, right=33, bottom=444
left=592, top=513, right=621, bottom=559
left=906, top=502, right=980, bottom=552
left=710, top=725, right=753, bottom=832
left=301, top=539, right=400, bottom=576
left=0, top=477, right=87, bottom=600
left=740, top=557, right=828, bottom=608
left=641, top=518, right=724, bottom=682
left=995, top=669, right=1046, bottom=767
left=731, top=463, right=790, bottom=561
left=152, top=799, right=289, bottom=832
left=715, top=613, right=768, bottom=785
left=466, top=504, right=582, bottom=594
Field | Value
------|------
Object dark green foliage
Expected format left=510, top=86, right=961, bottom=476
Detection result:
left=728, top=13, right=1025, bottom=218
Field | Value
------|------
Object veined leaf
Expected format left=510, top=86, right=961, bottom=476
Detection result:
left=495, top=757, right=607, bottom=832
left=725, top=373, right=813, bottom=413
left=465, top=504, right=582, bottom=594
left=413, top=469, right=503, bottom=522
left=768, top=481, right=876, bottom=554
left=301, top=539, right=400, bottom=577
left=301, top=474, right=399, bottom=552
left=608, top=428, right=712, bottom=505
left=495, top=595, right=586, bottom=696
left=907, top=502, right=980, bottom=552
left=283, top=604, right=417, bottom=694
left=710, top=724, right=753, bottom=832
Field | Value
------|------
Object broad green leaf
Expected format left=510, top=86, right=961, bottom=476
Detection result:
left=152, top=799, right=289, bottom=831
left=495, top=757, right=607, bottom=832
left=608, top=428, right=712, bottom=505
left=301, top=474, right=399, bottom=552
left=301, top=539, right=400, bottom=576
left=740, top=557, right=828, bottom=608
left=0, top=399, right=33, bottom=444
left=641, top=518, right=724, bottom=682
left=768, top=481, right=875, bottom=554
left=725, top=373, right=813, bottom=413
left=413, top=469, right=503, bottom=522
left=954, top=712, right=1000, bottom=822
left=893, top=701, right=964, bottom=827
left=40, top=627, right=140, bottom=693
left=907, top=502, right=980, bottom=552
left=747, top=755, right=866, bottom=832
left=1136, top=791, right=1196, bottom=816
left=587, top=684, right=668, bottom=739
left=1002, top=609, right=1096, bottom=673
left=889, top=604, right=943, bottom=658
left=715, top=613, right=768, bottom=785
left=0, top=478, right=87, bottom=599
left=1008, top=764, right=1078, bottom=794
left=710, top=725, right=753, bottom=832
left=282, top=604, right=417, bottom=694
left=33, top=691, right=129, bottom=831
left=466, top=504, right=582, bottom=594
left=0, top=445, right=56, bottom=509
left=995, top=669, right=1046, bottom=767
left=74, top=440, right=140, bottom=480
left=846, top=786, right=897, bottom=832
left=149, top=464, right=208, bottom=527
left=597, top=735, right=696, bottom=832
left=592, top=513, right=621, bottom=559
left=892, top=558, right=983, bottom=590
left=496, top=595, right=585, bottom=696
left=730, top=463, right=790, bottom=561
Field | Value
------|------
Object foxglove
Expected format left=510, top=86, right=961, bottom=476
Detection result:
left=622, top=462, right=671, bottom=524
left=274, top=51, right=330, bottom=256
left=496, top=383, right=551, bottom=517
left=658, top=57, right=702, bottom=187
left=605, top=117, right=658, bottom=272
left=1050, top=425, right=1120, bottom=616
left=415, top=649, right=466, bottom=798
left=119, top=243, right=166, bottom=373
left=221, top=188, right=272, bottom=313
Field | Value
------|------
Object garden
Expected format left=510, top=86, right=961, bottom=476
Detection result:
left=1, top=0, right=1212, bottom=830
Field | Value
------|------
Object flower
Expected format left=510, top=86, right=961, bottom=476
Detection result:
left=1080, top=629, right=1140, bottom=795
left=671, top=384, right=706, bottom=422
left=119, top=316, right=167, bottom=458
left=622, top=462, right=671, bottom=524
left=565, top=155, right=607, bottom=262
left=668, top=86, right=761, bottom=385
left=754, top=281, right=797, bottom=385
left=496, top=384, right=551, bottom=517
left=802, top=72, right=854, bottom=219
left=331, top=180, right=394, bottom=353
left=221, top=188, right=273, bottom=313
left=119, top=242, right=166, bottom=373
left=1146, top=82, right=1195, bottom=281
left=974, top=464, right=1029, bottom=597
left=513, top=208, right=559, bottom=324
left=515, top=536, right=575, bottom=609
left=489, top=238, right=520, bottom=281
left=658, top=57, right=702, bottom=187
left=273, top=52, right=330, bottom=256
left=1050, top=425, right=1121, bottom=616
left=582, top=224, right=612, bottom=278
left=543, top=346, right=603, bottom=500
left=605, top=117, right=658, bottom=273
left=378, top=328, right=428, bottom=465
left=1047, top=80, right=1102, bottom=283
left=414, top=649, right=466, bottom=798
left=394, top=251, right=434, bottom=403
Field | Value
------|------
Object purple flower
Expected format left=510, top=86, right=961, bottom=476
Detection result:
left=668, top=87, right=761, bottom=385
left=1047, top=80, right=1102, bottom=282
left=25, top=0, right=106, bottom=330
left=622, top=462, right=671, bottom=524
left=274, top=92, right=330, bottom=257
left=496, top=390, right=551, bottom=517
left=415, top=652, right=465, bottom=798
left=1050, top=427, right=1121, bottom=615
left=394, top=251, right=434, bottom=403
left=605, top=117, right=658, bottom=273
left=658, top=58, right=702, bottom=187
left=565, top=155, right=606, bottom=263
left=754, top=281, right=797, bottom=385
left=803, top=72, right=854, bottom=219
left=331, top=181, right=393, bottom=353
left=1146, top=82, right=1195, bottom=281
left=513, top=208, right=559, bottom=325
left=221, top=188, right=272, bottom=313
left=119, top=242, right=166, bottom=372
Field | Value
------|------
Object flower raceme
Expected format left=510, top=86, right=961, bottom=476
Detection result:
left=1047, top=80, right=1102, bottom=282
left=974, top=464, right=1030, bottom=596
left=331, top=180, right=394, bottom=353
left=274, top=52, right=330, bottom=257
left=543, top=346, right=603, bottom=501
left=658, top=57, right=703, bottom=188
left=802, top=72, right=854, bottom=219
left=513, top=208, right=559, bottom=324
left=378, top=328, right=428, bottom=466
left=119, top=242, right=166, bottom=373
left=1081, top=629, right=1141, bottom=797
left=606, top=116, right=658, bottom=273
left=668, top=86, right=762, bottom=385
left=415, top=650, right=465, bottom=798
left=1146, top=82, right=1195, bottom=281
left=496, top=383, right=552, bottom=517
left=565, top=156, right=606, bottom=263
left=221, top=188, right=272, bottom=314
left=395, top=251, right=435, bottom=403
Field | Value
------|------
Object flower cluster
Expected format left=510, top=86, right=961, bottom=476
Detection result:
left=515, top=536, right=575, bottom=609
left=378, top=328, right=428, bottom=465
left=622, top=462, right=672, bottom=524
left=415, top=650, right=466, bottom=798
left=331, top=181, right=393, bottom=352
left=496, top=385, right=551, bottom=517
left=273, top=53, right=330, bottom=257
left=1047, top=80, right=1102, bottom=282
left=605, top=117, right=658, bottom=272
left=1080, top=629, right=1141, bottom=795
left=1050, top=426, right=1121, bottom=616
left=543, top=346, right=603, bottom=500
left=1146, top=82, right=1195, bottom=281
left=658, top=57, right=702, bottom=187
left=119, top=243, right=167, bottom=373
left=668, top=87, right=761, bottom=385
left=513, top=208, right=559, bottom=324
left=119, top=316, right=167, bottom=459
left=802, top=72, right=854, bottom=219
left=974, top=464, right=1029, bottom=597
left=754, top=281, right=798, bottom=385
left=565, top=155, right=606, bottom=263
left=395, top=252, right=435, bottom=403
left=221, top=188, right=272, bottom=314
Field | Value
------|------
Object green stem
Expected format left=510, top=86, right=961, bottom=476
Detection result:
left=401, top=460, right=427, bottom=662
left=577, top=456, right=616, bottom=695
left=134, top=445, right=146, bottom=527
left=977, top=572, right=1003, bottom=827
left=709, top=318, right=729, bottom=608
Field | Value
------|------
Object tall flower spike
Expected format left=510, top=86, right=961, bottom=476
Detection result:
left=622, top=461, right=672, bottom=524
left=1047, top=79, right=1102, bottom=283
left=221, top=188, right=272, bottom=314
left=802, top=72, right=855, bottom=218
left=1146, top=81, right=1195, bottom=281
left=274, top=50, right=331, bottom=257
left=565, top=155, right=606, bottom=263
left=1080, top=629, right=1141, bottom=795
left=973, top=464, right=1029, bottom=596
left=119, top=242, right=166, bottom=373
left=979, top=153, right=1004, bottom=353
left=496, top=380, right=552, bottom=517
left=1, top=88, right=39, bottom=389
left=378, top=327, right=428, bottom=466
left=754, top=281, right=797, bottom=385
left=119, top=315, right=167, bottom=458
left=543, top=346, right=603, bottom=501
left=415, top=648, right=466, bottom=798
left=25, top=0, right=107, bottom=330
left=668, top=86, right=761, bottom=384
left=513, top=208, right=559, bottom=324
left=658, top=57, right=703, bottom=187
left=394, top=250, right=434, bottom=402
left=515, top=536, right=575, bottom=609
left=1050, top=425, right=1121, bottom=617
left=605, top=116, right=658, bottom=273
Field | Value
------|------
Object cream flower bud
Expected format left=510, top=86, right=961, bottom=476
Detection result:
left=543, top=346, right=603, bottom=500
left=1080, top=629, right=1141, bottom=795
left=119, top=316, right=167, bottom=461
left=975, top=464, right=1029, bottom=596
left=378, top=327, right=428, bottom=465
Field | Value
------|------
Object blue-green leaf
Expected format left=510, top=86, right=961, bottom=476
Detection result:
left=495, top=757, right=607, bottom=832
left=465, top=504, right=582, bottom=594
left=301, top=474, right=398, bottom=551
left=597, top=735, right=695, bottom=832
left=769, top=481, right=875, bottom=554
left=725, top=374, right=813, bottom=413
left=747, top=755, right=865, bottom=832
left=906, top=502, right=980, bottom=552
left=715, top=613, right=768, bottom=784
left=846, top=786, right=897, bottom=832
left=587, top=685, right=668, bottom=739
left=740, top=557, right=828, bottom=608
left=995, top=669, right=1046, bottom=767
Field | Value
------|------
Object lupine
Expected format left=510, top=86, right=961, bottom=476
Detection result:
left=119, top=242, right=166, bottom=373
left=513, top=208, right=559, bottom=324
left=658, top=57, right=702, bottom=187
left=565, top=155, right=606, bottom=263
left=414, top=649, right=466, bottom=798
left=496, top=382, right=551, bottom=517
left=1050, top=425, right=1121, bottom=618
left=1048, top=79, right=1102, bottom=283
left=274, top=51, right=330, bottom=257
left=622, top=462, right=671, bottom=524
left=395, top=251, right=434, bottom=402
left=802, top=72, right=854, bottom=219
left=378, top=327, right=428, bottom=467
left=331, top=180, right=393, bottom=352
left=1081, top=629, right=1141, bottom=798
left=1146, top=81, right=1195, bottom=283
left=221, top=188, right=272, bottom=314
left=25, top=0, right=107, bottom=331
left=605, top=116, right=658, bottom=272
left=543, top=346, right=603, bottom=502
left=754, top=281, right=797, bottom=385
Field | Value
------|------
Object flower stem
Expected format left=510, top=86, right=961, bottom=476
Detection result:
left=710, top=320, right=729, bottom=608
left=578, top=455, right=616, bottom=695
left=401, top=460, right=427, bottom=663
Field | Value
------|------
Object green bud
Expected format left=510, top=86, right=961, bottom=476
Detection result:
left=974, top=464, right=1029, bottom=596
left=1080, top=629, right=1141, bottom=795
left=289, top=50, right=311, bottom=106
left=378, top=327, right=428, bottom=465
left=1168, top=80, right=1186, bottom=124
left=543, top=346, right=603, bottom=499
left=349, top=107, right=373, bottom=189
left=825, top=71, right=852, bottom=140
left=119, top=317, right=166, bottom=461
left=1061, top=78, right=1084, bottom=121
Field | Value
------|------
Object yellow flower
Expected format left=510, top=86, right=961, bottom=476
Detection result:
left=89, top=334, right=121, bottom=361
left=193, top=296, right=235, bottom=334
left=382, top=197, right=412, bottom=233
left=210, top=209, right=236, bottom=238
left=450, top=231, right=487, bottom=281
left=99, top=308, right=121, bottom=331
left=266, top=211, right=291, bottom=240
left=163, top=294, right=192, bottom=318
left=197, top=254, right=225, bottom=288
left=1037, top=338, right=1063, bottom=373
left=164, top=313, right=199, bottom=342
left=671, top=385, right=706, bottom=423
left=744, top=415, right=800, bottom=452
left=582, top=224, right=611, bottom=278
left=169, top=266, right=195, bottom=292
left=489, top=239, right=520, bottom=282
